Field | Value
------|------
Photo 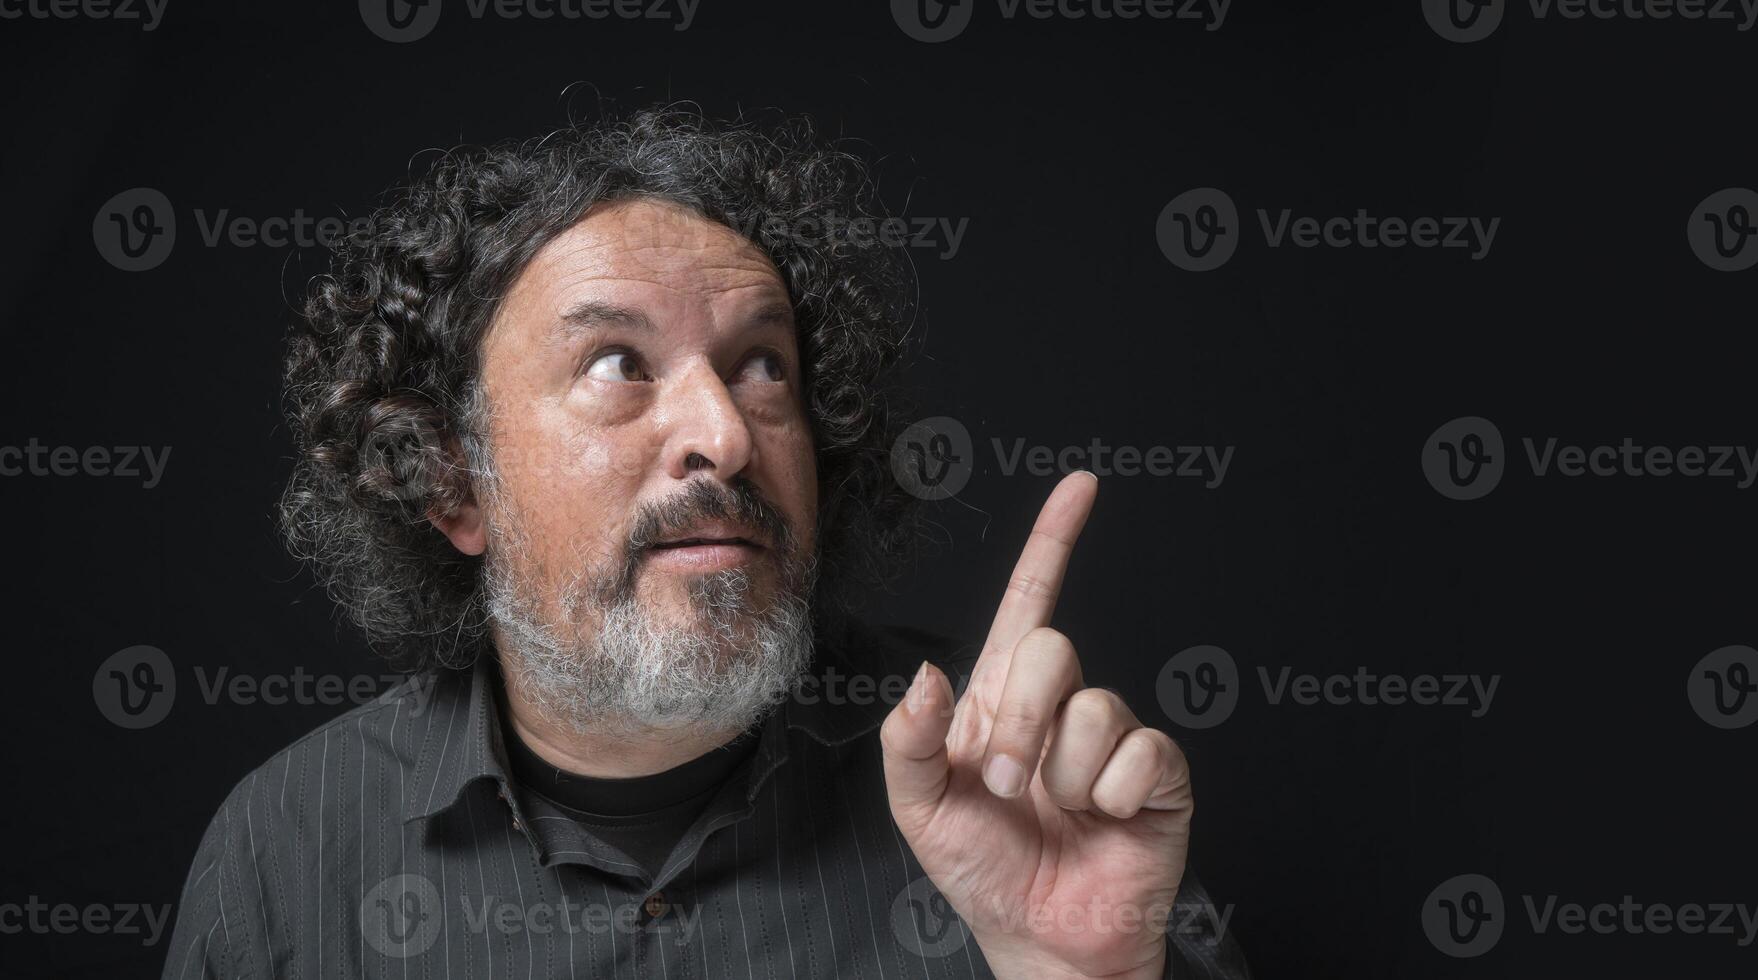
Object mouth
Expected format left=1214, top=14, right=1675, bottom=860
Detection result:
left=651, top=535, right=760, bottom=550
left=643, top=524, right=767, bottom=572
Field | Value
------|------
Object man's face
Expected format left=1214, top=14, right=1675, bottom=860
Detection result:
left=452, top=197, right=819, bottom=733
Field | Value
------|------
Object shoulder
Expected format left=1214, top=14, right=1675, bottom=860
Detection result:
left=193, top=668, right=468, bottom=849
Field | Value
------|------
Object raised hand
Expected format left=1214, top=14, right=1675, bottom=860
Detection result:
left=881, top=472, right=1193, bottom=980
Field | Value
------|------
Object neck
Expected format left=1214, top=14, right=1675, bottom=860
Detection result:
left=498, top=665, right=743, bottom=778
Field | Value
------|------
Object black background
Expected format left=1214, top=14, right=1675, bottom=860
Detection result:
left=2, top=0, right=1755, bottom=977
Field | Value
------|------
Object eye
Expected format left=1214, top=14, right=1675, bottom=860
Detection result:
left=584, top=350, right=650, bottom=383
left=735, top=351, right=786, bottom=384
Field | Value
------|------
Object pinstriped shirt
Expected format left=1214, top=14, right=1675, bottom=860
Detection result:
left=160, top=623, right=1251, bottom=979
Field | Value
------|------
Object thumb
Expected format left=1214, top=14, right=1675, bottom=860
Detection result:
left=880, top=661, right=957, bottom=828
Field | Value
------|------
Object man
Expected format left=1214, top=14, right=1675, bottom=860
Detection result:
left=162, top=108, right=1250, bottom=979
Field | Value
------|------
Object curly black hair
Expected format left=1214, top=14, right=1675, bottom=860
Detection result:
left=280, top=107, right=919, bottom=672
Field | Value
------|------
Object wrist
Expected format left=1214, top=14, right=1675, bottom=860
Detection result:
left=977, top=935, right=1169, bottom=980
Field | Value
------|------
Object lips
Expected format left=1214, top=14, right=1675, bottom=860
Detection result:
left=651, top=536, right=758, bottom=549
left=647, top=523, right=766, bottom=551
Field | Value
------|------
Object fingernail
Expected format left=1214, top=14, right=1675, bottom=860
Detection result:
left=906, top=661, right=930, bottom=713
left=983, top=754, right=1026, bottom=799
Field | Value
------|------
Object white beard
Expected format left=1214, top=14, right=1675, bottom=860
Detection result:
left=485, top=560, right=814, bottom=738
left=477, top=471, right=816, bottom=739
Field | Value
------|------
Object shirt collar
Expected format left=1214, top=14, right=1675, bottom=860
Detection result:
left=405, top=655, right=508, bottom=823
left=404, top=618, right=974, bottom=823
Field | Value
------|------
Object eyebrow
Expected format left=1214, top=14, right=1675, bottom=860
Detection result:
left=553, top=298, right=797, bottom=341
left=556, top=301, right=654, bottom=338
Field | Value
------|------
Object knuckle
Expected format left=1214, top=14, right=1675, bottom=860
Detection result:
left=1015, top=626, right=1074, bottom=664
left=1064, top=688, right=1124, bottom=730
left=879, top=707, right=921, bottom=755
left=1128, top=727, right=1171, bottom=766
left=1042, top=769, right=1092, bottom=808
left=1089, top=781, right=1135, bottom=818
left=1006, top=573, right=1058, bottom=603
left=995, top=700, right=1048, bottom=737
left=878, top=713, right=906, bottom=752
left=1147, top=728, right=1185, bottom=769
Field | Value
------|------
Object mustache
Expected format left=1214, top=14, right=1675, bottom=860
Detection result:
left=591, top=478, right=797, bottom=604
left=627, top=477, right=794, bottom=555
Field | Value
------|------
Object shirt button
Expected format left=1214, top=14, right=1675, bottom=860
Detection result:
left=643, top=892, right=668, bottom=919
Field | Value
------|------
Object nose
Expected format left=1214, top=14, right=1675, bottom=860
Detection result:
left=659, top=361, right=755, bottom=482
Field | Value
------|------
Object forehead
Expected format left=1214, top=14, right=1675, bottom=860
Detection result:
left=504, top=197, right=788, bottom=320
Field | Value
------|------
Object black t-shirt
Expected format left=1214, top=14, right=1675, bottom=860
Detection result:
left=500, top=710, right=760, bottom=880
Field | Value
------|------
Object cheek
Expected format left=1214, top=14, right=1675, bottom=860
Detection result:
left=492, top=414, right=649, bottom=550
left=758, top=418, right=818, bottom=540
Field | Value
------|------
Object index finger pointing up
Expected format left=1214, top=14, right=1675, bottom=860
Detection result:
left=981, top=470, right=1099, bottom=668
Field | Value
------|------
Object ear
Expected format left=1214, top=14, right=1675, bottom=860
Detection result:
left=429, top=497, right=487, bottom=556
